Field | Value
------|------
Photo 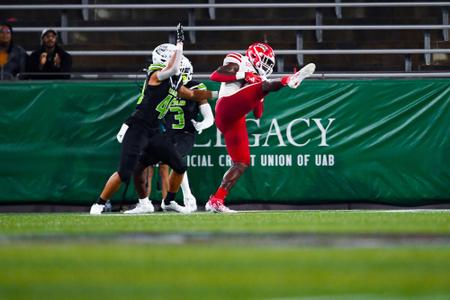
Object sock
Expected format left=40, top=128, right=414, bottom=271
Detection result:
left=139, top=197, right=149, bottom=204
left=214, top=187, right=228, bottom=201
left=181, top=173, right=193, bottom=198
left=96, top=197, right=107, bottom=205
left=164, top=192, right=176, bottom=205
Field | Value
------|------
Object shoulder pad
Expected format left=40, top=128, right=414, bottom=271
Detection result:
left=223, top=52, right=243, bottom=65
left=147, top=63, right=165, bottom=74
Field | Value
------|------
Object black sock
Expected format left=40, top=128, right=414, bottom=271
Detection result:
left=164, top=192, right=176, bottom=205
left=96, top=197, right=107, bottom=205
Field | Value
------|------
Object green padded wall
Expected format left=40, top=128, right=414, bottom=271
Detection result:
left=0, top=79, right=449, bottom=205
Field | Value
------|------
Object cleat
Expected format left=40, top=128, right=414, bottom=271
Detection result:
left=89, top=203, right=105, bottom=215
left=288, top=63, right=316, bottom=89
left=124, top=200, right=154, bottom=214
left=205, top=196, right=237, bottom=213
left=161, top=200, right=190, bottom=214
left=183, top=195, right=197, bottom=212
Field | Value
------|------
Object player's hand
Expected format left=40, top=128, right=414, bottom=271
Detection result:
left=191, top=120, right=204, bottom=134
left=54, top=53, right=61, bottom=67
left=176, top=23, right=184, bottom=43
left=39, top=52, right=48, bottom=66
left=244, top=72, right=262, bottom=84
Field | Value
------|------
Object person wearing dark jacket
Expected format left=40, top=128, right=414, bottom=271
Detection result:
left=0, top=22, right=27, bottom=80
left=27, top=28, right=72, bottom=79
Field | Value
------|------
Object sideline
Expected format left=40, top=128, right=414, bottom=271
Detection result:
left=1, top=202, right=449, bottom=213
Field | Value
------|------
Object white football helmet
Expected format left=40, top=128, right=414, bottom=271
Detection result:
left=180, top=56, right=193, bottom=84
left=152, top=43, right=177, bottom=65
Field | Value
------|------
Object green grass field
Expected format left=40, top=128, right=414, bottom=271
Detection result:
left=0, top=210, right=449, bottom=300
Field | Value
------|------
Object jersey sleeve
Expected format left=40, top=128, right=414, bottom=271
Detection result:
left=147, top=63, right=164, bottom=74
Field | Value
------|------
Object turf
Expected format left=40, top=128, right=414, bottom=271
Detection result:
left=0, top=210, right=449, bottom=300
left=0, top=210, right=449, bottom=235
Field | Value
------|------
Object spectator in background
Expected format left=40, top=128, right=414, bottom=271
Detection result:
left=0, top=22, right=27, bottom=80
left=27, top=28, right=72, bottom=79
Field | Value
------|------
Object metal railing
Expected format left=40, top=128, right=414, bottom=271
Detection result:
left=11, top=72, right=450, bottom=81
left=1, top=2, right=450, bottom=9
left=59, top=49, right=450, bottom=56
left=2, top=1, right=449, bottom=25
left=14, top=23, right=450, bottom=70
left=6, top=2, right=450, bottom=73
left=2, top=1, right=449, bottom=29
left=61, top=48, right=450, bottom=73
left=13, top=25, right=450, bottom=33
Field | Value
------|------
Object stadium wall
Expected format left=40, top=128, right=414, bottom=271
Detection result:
left=0, top=79, right=449, bottom=206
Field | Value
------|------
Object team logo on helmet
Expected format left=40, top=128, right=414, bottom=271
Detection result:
left=152, top=43, right=177, bottom=65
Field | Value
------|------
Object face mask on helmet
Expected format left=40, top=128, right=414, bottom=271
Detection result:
left=152, top=43, right=177, bottom=65
left=180, top=56, right=193, bottom=85
left=246, top=42, right=275, bottom=77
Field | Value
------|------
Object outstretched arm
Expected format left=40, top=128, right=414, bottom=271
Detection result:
left=209, top=62, right=241, bottom=82
left=210, top=62, right=262, bottom=84
left=155, top=45, right=182, bottom=82
left=177, top=85, right=217, bottom=103
left=150, top=24, right=184, bottom=84
left=156, top=24, right=184, bottom=81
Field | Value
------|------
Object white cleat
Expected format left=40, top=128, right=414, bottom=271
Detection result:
left=124, top=200, right=154, bottom=214
left=205, top=200, right=237, bottom=214
left=288, top=63, right=316, bottom=89
left=89, top=203, right=105, bottom=215
left=183, top=195, right=197, bottom=212
left=161, top=201, right=191, bottom=214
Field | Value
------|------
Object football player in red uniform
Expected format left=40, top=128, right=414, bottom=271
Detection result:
left=206, top=42, right=316, bottom=213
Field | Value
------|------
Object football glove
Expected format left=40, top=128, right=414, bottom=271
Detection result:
left=176, top=23, right=184, bottom=43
